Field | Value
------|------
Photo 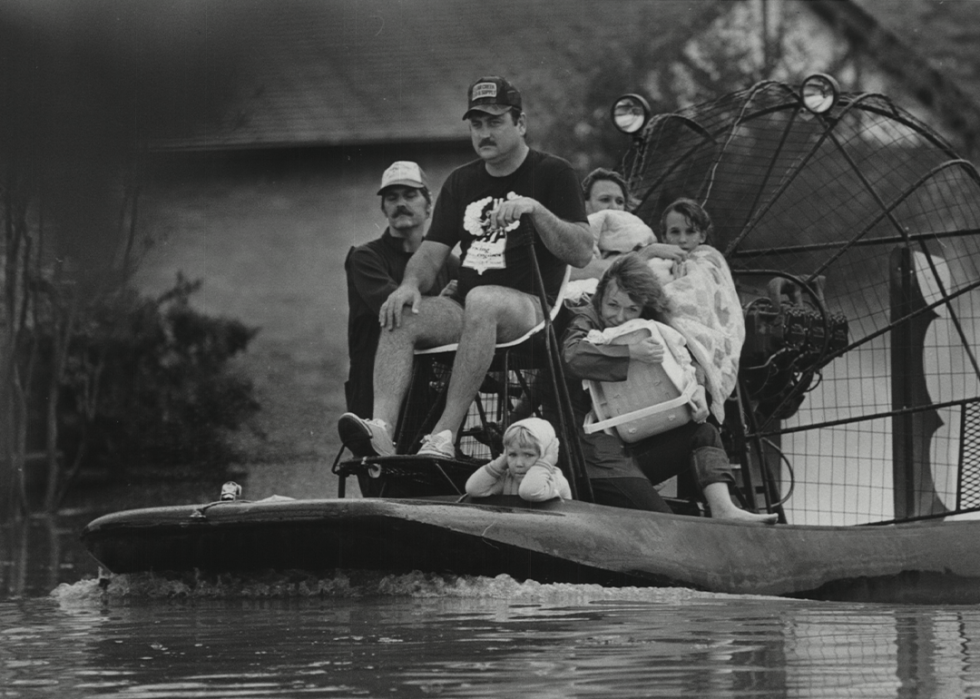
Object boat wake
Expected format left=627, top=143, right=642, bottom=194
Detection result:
left=51, top=569, right=729, bottom=606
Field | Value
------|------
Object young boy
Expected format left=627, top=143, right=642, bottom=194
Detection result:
left=464, top=417, right=571, bottom=502
left=660, top=197, right=712, bottom=253
left=652, top=198, right=745, bottom=425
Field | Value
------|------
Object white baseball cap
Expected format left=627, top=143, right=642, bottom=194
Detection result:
left=378, top=161, right=428, bottom=194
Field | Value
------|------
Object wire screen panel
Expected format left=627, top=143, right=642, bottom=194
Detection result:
left=957, top=400, right=980, bottom=510
left=624, top=81, right=980, bottom=524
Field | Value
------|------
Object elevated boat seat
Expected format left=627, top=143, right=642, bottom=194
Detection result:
left=414, top=265, right=571, bottom=359
left=399, top=267, right=572, bottom=460
left=334, top=241, right=591, bottom=503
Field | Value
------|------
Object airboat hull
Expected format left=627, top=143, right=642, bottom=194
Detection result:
left=81, top=495, right=980, bottom=604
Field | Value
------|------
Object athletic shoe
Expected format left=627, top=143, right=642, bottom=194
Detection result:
left=338, top=413, right=394, bottom=457
left=417, top=430, right=455, bottom=459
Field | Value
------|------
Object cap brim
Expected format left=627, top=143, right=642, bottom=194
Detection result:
left=377, top=180, right=425, bottom=195
left=462, top=104, right=513, bottom=120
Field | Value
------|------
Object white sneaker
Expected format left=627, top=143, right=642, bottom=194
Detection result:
left=338, top=413, right=395, bottom=457
left=417, top=430, right=455, bottom=459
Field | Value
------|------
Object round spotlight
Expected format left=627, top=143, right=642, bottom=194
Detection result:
left=611, top=93, right=651, bottom=135
left=800, top=73, right=840, bottom=115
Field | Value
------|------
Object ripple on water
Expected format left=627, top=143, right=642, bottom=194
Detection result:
left=16, top=571, right=980, bottom=699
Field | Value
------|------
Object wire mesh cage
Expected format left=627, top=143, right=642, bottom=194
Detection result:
left=624, top=79, right=980, bottom=525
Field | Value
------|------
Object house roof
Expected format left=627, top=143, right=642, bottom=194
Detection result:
left=153, top=0, right=715, bottom=150
left=144, top=0, right=980, bottom=156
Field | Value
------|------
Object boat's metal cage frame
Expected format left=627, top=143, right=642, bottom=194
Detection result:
left=622, top=79, right=980, bottom=525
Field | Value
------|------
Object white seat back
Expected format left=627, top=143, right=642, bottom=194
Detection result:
left=415, top=265, right=571, bottom=356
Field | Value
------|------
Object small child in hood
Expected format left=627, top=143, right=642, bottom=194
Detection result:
left=465, top=417, right=572, bottom=502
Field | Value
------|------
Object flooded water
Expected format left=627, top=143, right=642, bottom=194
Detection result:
left=5, top=515, right=980, bottom=698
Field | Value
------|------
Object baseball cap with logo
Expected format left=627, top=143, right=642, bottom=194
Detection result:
left=462, top=76, right=522, bottom=120
left=377, top=161, right=428, bottom=195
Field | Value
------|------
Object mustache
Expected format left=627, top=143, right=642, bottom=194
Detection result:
left=393, top=206, right=413, bottom=216
left=479, top=138, right=496, bottom=148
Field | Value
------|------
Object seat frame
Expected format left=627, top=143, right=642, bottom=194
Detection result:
left=394, top=252, right=591, bottom=500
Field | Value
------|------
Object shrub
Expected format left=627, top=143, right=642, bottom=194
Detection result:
left=57, top=274, right=260, bottom=477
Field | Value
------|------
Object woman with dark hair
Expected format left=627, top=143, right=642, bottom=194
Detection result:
left=582, top=167, right=631, bottom=214
left=572, top=169, right=684, bottom=281
left=558, top=254, right=777, bottom=522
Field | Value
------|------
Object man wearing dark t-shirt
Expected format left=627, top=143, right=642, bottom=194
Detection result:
left=344, top=161, right=458, bottom=420
left=339, top=76, right=592, bottom=458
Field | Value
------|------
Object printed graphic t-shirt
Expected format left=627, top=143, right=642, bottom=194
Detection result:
left=426, top=149, right=588, bottom=304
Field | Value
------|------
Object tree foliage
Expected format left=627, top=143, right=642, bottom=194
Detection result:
left=57, top=275, right=260, bottom=479
left=532, top=2, right=861, bottom=177
left=0, top=4, right=256, bottom=519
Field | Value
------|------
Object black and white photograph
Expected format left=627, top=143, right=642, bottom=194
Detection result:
left=5, top=1, right=980, bottom=696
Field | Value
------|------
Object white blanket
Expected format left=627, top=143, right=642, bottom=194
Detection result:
left=588, top=209, right=656, bottom=257
left=584, top=318, right=692, bottom=374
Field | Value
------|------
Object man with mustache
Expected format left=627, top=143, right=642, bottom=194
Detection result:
left=343, top=161, right=458, bottom=421
left=340, top=76, right=592, bottom=459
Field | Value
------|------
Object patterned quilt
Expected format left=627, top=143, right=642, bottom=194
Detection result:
left=663, top=245, right=745, bottom=423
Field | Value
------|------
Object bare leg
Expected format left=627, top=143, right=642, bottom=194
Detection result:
left=693, top=446, right=778, bottom=524
left=704, top=483, right=778, bottom=524
left=372, top=296, right=464, bottom=428
left=430, top=286, right=542, bottom=437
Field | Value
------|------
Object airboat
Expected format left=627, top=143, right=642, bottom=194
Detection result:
left=82, top=75, right=980, bottom=604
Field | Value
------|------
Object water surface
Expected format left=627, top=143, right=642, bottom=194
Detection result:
left=4, top=513, right=980, bottom=698
left=0, top=569, right=978, bottom=698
